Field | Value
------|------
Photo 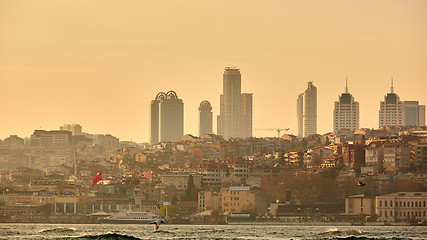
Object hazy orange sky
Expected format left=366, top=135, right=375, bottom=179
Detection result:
left=1, top=0, right=426, bottom=142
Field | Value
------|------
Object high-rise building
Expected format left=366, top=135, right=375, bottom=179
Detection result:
left=241, top=93, right=253, bottom=138
left=217, top=67, right=253, bottom=139
left=59, top=124, right=82, bottom=136
left=403, top=101, right=426, bottom=126
left=333, top=80, right=359, bottom=132
left=149, top=91, right=184, bottom=144
left=379, top=80, right=404, bottom=127
left=297, top=82, right=317, bottom=137
left=199, top=100, right=213, bottom=136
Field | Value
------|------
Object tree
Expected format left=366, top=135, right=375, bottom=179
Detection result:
left=185, top=175, right=199, bottom=201
left=160, top=205, right=177, bottom=217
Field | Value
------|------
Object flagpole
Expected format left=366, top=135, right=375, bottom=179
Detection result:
left=101, top=171, right=104, bottom=212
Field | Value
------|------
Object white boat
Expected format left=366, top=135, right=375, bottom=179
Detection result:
left=98, top=210, right=161, bottom=224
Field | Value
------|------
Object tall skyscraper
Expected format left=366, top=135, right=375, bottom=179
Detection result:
left=241, top=93, right=253, bottom=138
left=403, top=101, right=426, bottom=126
left=199, top=100, right=213, bottom=136
left=149, top=91, right=184, bottom=144
left=333, top=79, right=359, bottom=132
left=379, top=80, right=404, bottom=127
left=297, top=82, right=317, bottom=138
left=217, top=67, right=253, bottom=139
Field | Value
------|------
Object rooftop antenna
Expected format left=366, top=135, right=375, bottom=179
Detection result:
left=345, top=77, right=349, bottom=94
left=391, top=77, right=394, bottom=93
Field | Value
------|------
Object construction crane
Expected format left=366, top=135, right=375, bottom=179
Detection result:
left=254, top=128, right=290, bottom=138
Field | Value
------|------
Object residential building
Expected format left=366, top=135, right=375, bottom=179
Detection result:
left=217, top=67, right=253, bottom=139
left=415, top=142, right=427, bottom=170
left=199, top=100, right=213, bottom=137
left=198, top=191, right=221, bottom=212
left=362, top=142, right=384, bottom=174
left=383, top=141, right=410, bottom=174
left=333, top=80, right=359, bottom=132
left=221, top=186, right=255, bottom=214
left=297, top=82, right=317, bottom=137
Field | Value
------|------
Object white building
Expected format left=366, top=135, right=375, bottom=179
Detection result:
left=333, top=80, right=359, bottom=132
left=297, top=82, right=317, bottom=137
left=379, top=80, right=405, bottom=127
left=376, top=192, right=427, bottom=223
left=217, top=67, right=253, bottom=139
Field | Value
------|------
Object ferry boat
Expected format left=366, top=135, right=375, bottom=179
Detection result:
left=98, top=210, right=161, bottom=224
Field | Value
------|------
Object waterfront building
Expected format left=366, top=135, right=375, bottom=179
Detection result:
left=333, top=80, right=359, bottom=132
left=297, top=82, right=317, bottom=138
left=199, top=101, right=213, bottom=137
left=217, top=67, right=253, bottom=139
left=376, top=192, right=427, bottom=223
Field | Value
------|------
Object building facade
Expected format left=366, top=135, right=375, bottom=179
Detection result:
left=376, top=192, right=427, bottom=223
left=217, top=67, right=253, bottom=139
left=333, top=80, right=359, bottom=132
left=403, top=101, right=426, bottom=127
left=150, top=91, right=184, bottom=144
left=297, top=82, right=317, bottom=138
left=199, top=100, right=213, bottom=137
left=379, top=81, right=405, bottom=128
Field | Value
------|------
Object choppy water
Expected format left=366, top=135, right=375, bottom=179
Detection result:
left=0, top=224, right=425, bottom=240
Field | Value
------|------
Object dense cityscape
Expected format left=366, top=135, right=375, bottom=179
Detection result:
left=1, top=67, right=426, bottom=226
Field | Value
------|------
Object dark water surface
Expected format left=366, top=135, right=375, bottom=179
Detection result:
left=0, top=224, right=425, bottom=240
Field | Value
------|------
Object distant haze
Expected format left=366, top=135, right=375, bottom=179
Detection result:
left=1, top=0, right=426, bottom=142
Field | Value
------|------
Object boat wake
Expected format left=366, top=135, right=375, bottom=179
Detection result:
left=38, top=227, right=77, bottom=234
left=75, top=233, right=141, bottom=240
left=319, top=227, right=364, bottom=236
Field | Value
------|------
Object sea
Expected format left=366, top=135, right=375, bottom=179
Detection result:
left=0, top=224, right=426, bottom=240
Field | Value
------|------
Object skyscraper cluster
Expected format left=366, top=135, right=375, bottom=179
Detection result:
left=217, top=67, right=253, bottom=139
left=296, top=79, right=425, bottom=139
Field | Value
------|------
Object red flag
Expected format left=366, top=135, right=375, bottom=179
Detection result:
left=92, top=171, right=102, bottom=186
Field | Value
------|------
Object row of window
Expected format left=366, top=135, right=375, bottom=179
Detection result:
left=379, top=200, right=426, bottom=208
left=379, top=210, right=426, bottom=218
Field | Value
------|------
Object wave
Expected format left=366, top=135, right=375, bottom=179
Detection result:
left=76, top=233, right=141, bottom=240
left=38, top=227, right=77, bottom=234
left=320, top=228, right=364, bottom=236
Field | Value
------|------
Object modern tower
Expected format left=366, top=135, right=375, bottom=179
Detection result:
left=217, top=67, right=253, bottom=139
left=199, top=100, right=213, bottom=136
left=333, top=79, right=360, bottom=132
left=297, top=82, right=317, bottom=138
left=403, top=101, right=426, bottom=126
left=379, top=79, right=404, bottom=127
left=150, top=91, right=184, bottom=144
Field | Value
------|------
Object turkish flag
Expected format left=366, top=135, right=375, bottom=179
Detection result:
left=92, top=171, right=102, bottom=186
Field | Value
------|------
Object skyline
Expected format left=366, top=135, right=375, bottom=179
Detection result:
left=1, top=1, right=427, bottom=142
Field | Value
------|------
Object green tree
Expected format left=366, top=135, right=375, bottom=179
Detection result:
left=160, top=205, right=177, bottom=217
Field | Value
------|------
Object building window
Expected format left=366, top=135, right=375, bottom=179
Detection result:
left=385, top=201, right=387, bottom=207
left=379, top=201, right=382, bottom=207
left=390, top=201, right=393, bottom=207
